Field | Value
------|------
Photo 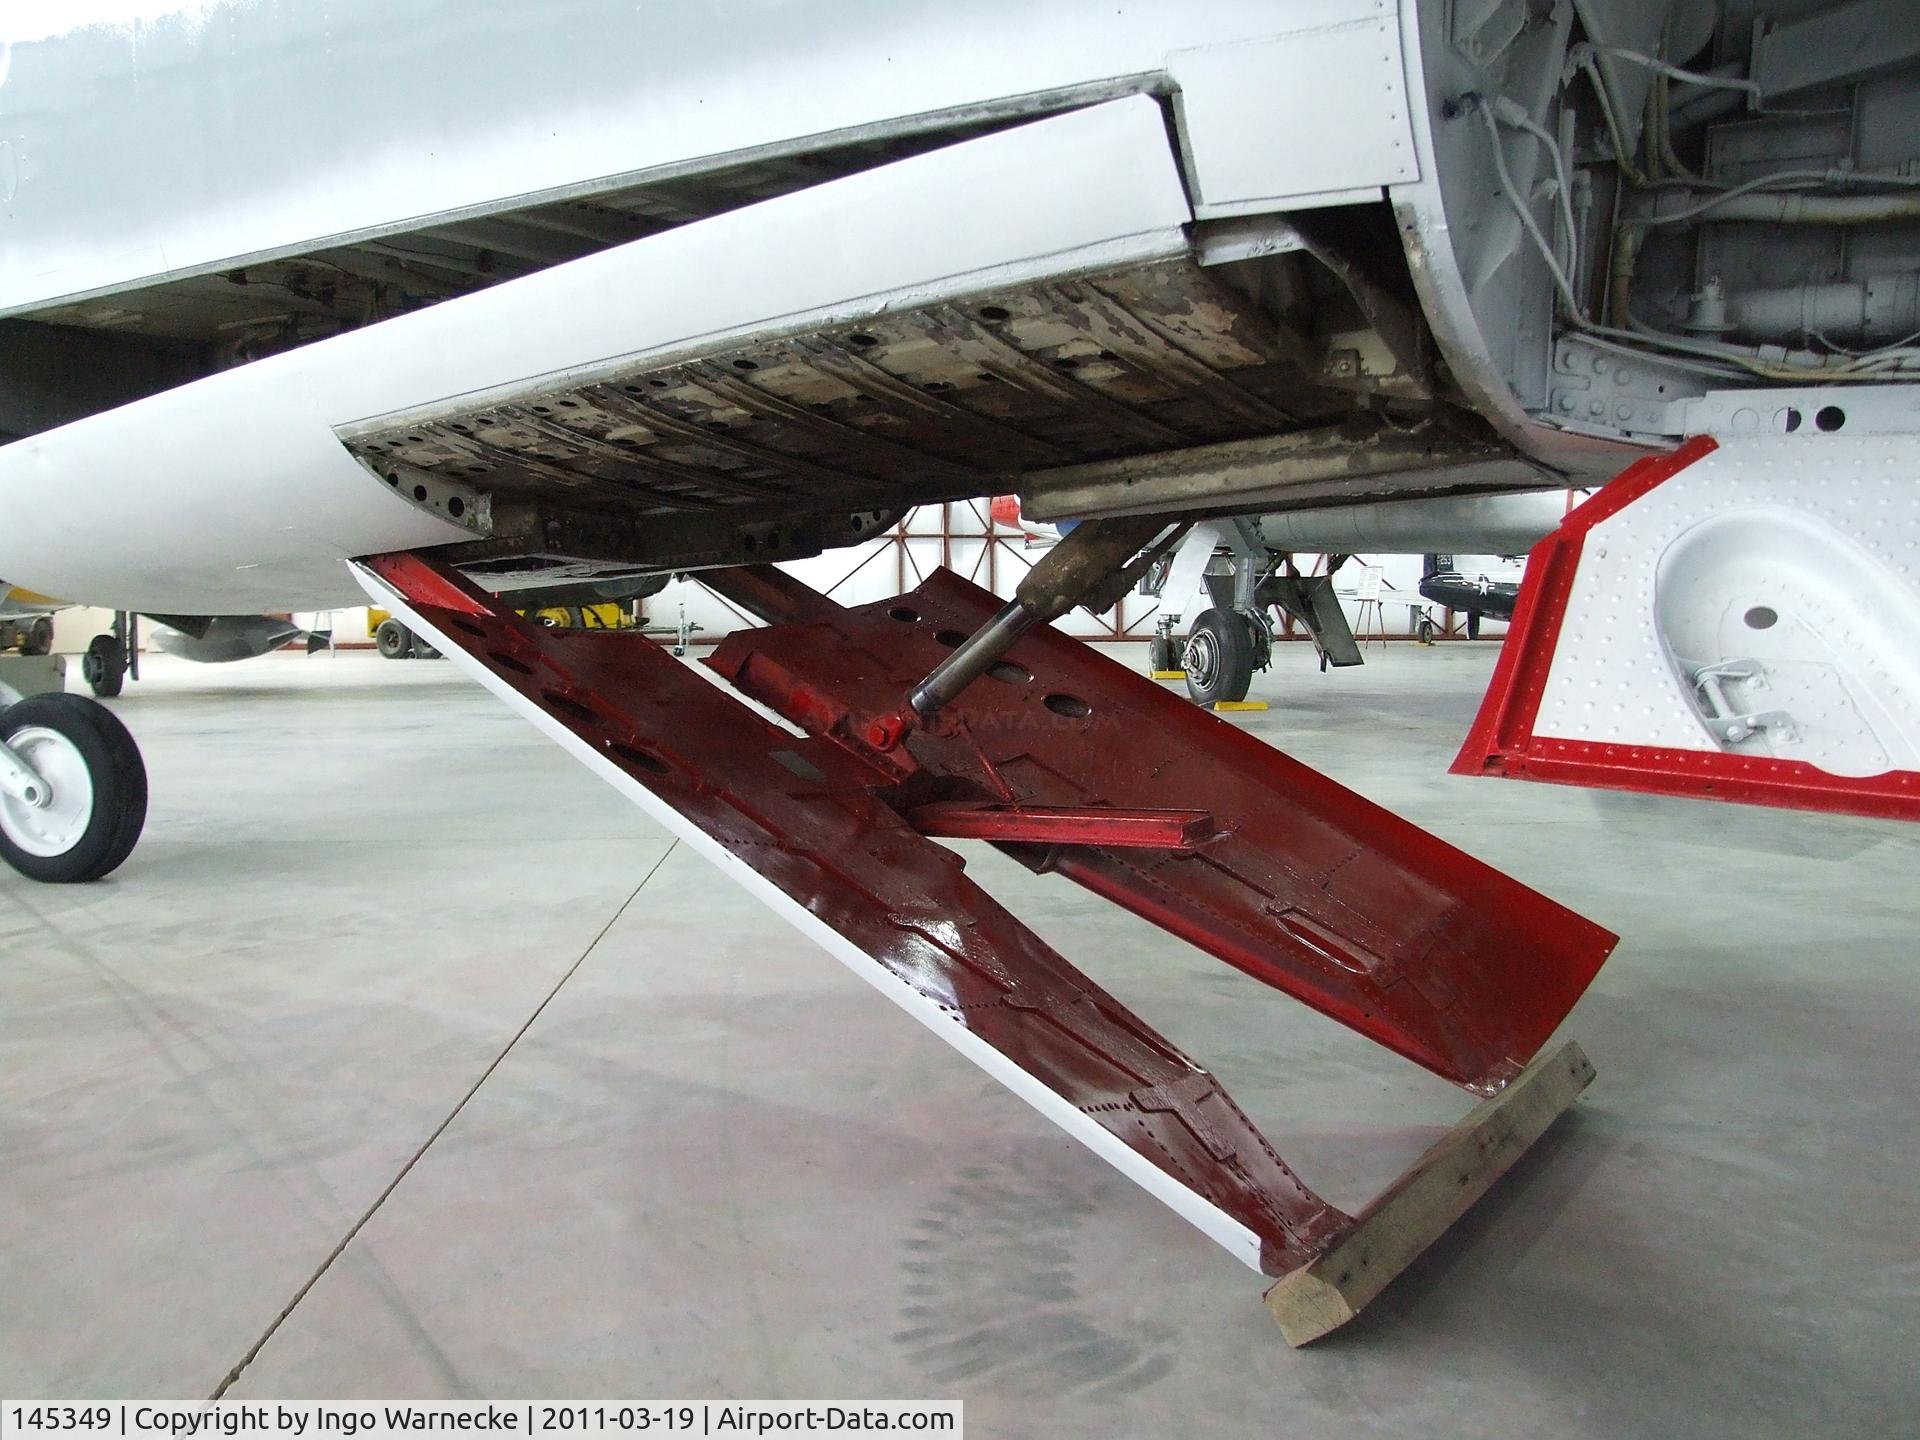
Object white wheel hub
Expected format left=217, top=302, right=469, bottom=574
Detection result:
left=0, top=726, right=94, bottom=858
left=1186, top=630, right=1219, bottom=689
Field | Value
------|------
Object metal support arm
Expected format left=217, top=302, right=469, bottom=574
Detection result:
left=0, top=739, right=50, bottom=808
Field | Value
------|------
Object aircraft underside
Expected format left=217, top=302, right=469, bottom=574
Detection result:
left=344, top=248, right=1524, bottom=589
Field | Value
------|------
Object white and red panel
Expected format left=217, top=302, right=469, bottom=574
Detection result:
left=1456, top=433, right=1920, bottom=821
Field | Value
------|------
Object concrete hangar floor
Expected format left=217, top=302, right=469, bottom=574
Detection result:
left=1, top=643, right=1915, bottom=1438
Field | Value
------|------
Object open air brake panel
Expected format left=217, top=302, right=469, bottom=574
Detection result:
left=356, top=544, right=1615, bottom=1344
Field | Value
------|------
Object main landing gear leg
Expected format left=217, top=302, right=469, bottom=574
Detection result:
left=83, top=612, right=138, bottom=698
left=355, top=547, right=1615, bottom=1344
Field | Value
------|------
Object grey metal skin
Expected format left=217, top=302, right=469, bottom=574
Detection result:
left=1251, top=490, right=1569, bottom=556
left=146, top=616, right=318, bottom=665
left=1141, top=488, right=1565, bottom=682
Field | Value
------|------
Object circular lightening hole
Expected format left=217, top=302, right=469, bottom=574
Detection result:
left=888, top=606, right=919, bottom=623
left=935, top=629, right=967, bottom=648
left=1744, top=606, right=1779, bottom=630
left=1816, top=405, right=1846, bottom=432
left=543, top=691, right=601, bottom=726
left=607, top=740, right=669, bottom=775
left=413, top=485, right=429, bottom=501
left=848, top=332, right=879, bottom=348
left=447, top=497, right=466, bottom=519
left=1043, top=692, right=1091, bottom=718
left=732, top=358, right=759, bottom=371
left=986, top=660, right=1031, bottom=685
left=978, top=305, right=1011, bottom=322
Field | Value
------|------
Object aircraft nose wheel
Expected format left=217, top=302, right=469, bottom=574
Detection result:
left=0, top=694, right=148, bottom=883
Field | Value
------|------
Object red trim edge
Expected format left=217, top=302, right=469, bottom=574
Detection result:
left=1452, top=436, right=1920, bottom=822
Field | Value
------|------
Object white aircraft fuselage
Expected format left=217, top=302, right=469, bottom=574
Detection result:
left=0, top=0, right=1681, bottom=613
left=1, top=1, right=1915, bottom=806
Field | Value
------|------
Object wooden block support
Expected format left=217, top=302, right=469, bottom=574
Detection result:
left=1264, top=1039, right=1595, bottom=1347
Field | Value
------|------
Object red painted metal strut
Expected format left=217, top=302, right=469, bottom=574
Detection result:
left=907, top=801, right=1214, bottom=850
left=355, top=551, right=1615, bottom=1326
left=700, top=563, right=1614, bottom=1091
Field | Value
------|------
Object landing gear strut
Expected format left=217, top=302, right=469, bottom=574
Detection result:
left=82, top=612, right=138, bottom=698
left=1139, top=521, right=1362, bottom=706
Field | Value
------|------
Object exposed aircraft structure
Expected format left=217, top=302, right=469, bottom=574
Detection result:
left=1, top=0, right=1917, bottom=1335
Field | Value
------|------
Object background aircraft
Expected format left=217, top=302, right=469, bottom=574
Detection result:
left=0, top=584, right=58, bottom=658
left=1418, top=553, right=1525, bottom=639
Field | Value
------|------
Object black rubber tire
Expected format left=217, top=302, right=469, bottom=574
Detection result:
left=20, top=617, right=54, bottom=657
left=1147, top=632, right=1178, bottom=673
left=410, top=634, right=441, bottom=660
left=375, top=618, right=413, bottom=660
left=0, top=694, right=148, bottom=883
left=1466, top=610, right=1483, bottom=640
left=1183, top=608, right=1255, bottom=706
left=83, top=635, right=126, bottom=698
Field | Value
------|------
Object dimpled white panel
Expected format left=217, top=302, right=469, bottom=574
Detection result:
left=1533, top=435, right=1920, bottom=776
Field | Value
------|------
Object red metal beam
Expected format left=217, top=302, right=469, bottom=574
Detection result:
left=702, top=564, right=1615, bottom=1091
left=909, top=801, right=1214, bottom=850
